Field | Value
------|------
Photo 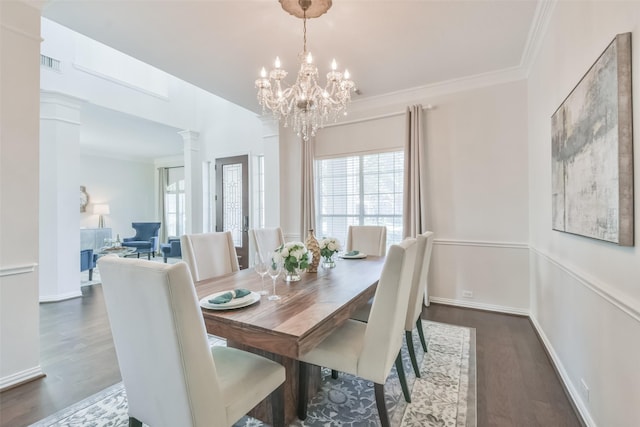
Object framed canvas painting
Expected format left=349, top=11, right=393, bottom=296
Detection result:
left=551, top=32, right=634, bottom=246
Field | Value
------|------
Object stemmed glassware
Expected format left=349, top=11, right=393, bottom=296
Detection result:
left=266, top=252, right=282, bottom=301
left=253, top=252, right=269, bottom=296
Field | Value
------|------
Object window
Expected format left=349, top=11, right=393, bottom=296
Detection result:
left=164, top=167, right=185, bottom=237
left=315, top=151, right=404, bottom=248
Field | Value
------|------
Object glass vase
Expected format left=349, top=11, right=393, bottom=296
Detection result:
left=284, top=267, right=301, bottom=282
left=322, top=256, right=336, bottom=269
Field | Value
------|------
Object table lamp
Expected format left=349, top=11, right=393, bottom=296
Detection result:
left=92, top=203, right=110, bottom=228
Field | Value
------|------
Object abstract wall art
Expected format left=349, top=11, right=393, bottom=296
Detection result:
left=551, top=32, right=634, bottom=246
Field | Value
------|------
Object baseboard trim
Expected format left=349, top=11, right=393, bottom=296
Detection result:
left=39, top=290, right=83, bottom=303
left=529, top=315, right=595, bottom=427
left=429, top=296, right=529, bottom=316
left=530, top=247, right=640, bottom=323
left=0, top=366, right=45, bottom=392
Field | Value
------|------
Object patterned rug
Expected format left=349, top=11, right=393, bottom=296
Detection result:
left=30, top=321, right=476, bottom=427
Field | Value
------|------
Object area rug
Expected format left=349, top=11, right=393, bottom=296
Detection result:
left=30, top=321, right=476, bottom=427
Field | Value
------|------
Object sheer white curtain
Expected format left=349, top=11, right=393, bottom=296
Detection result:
left=158, top=167, right=168, bottom=245
left=403, top=104, right=427, bottom=238
left=300, top=137, right=316, bottom=240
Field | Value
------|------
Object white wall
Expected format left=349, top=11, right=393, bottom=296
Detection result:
left=80, top=154, right=157, bottom=240
left=527, top=2, right=640, bottom=426
left=280, top=80, right=530, bottom=313
left=0, top=0, right=43, bottom=390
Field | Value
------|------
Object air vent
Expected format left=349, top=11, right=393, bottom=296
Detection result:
left=40, top=54, right=61, bottom=72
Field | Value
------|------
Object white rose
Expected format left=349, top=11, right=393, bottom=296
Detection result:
left=281, top=247, right=289, bottom=257
left=328, top=242, right=337, bottom=251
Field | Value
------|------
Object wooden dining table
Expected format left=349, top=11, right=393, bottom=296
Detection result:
left=195, top=255, right=385, bottom=425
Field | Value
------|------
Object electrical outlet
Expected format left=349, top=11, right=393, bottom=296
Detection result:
left=462, top=290, right=473, bottom=298
left=580, top=378, right=590, bottom=402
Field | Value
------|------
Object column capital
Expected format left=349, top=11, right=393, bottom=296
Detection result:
left=40, top=90, right=86, bottom=125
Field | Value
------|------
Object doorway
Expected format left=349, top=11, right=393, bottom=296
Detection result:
left=215, top=155, right=249, bottom=269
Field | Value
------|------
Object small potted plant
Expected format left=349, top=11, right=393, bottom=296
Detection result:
left=273, top=241, right=311, bottom=282
left=319, top=237, right=341, bottom=269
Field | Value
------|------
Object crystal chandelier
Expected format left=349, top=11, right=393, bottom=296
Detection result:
left=255, top=0, right=355, bottom=141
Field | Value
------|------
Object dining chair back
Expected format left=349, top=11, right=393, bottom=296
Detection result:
left=346, top=225, right=387, bottom=256
left=97, top=256, right=285, bottom=427
left=249, top=227, right=285, bottom=262
left=349, top=230, right=435, bottom=380
left=180, top=231, right=239, bottom=281
left=298, top=237, right=417, bottom=427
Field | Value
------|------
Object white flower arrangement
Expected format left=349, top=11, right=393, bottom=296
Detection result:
left=319, top=237, right=341, bottom=261
left=273, top=241, right=311, bottom=273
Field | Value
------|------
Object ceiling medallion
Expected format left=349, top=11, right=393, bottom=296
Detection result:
left=255, top=0, right=355, bottom=141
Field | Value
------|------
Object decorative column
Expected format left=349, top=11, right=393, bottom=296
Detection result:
left=179, top=130, right=203, bottom=234
left=39, top=91, right=86, bottom=302
left=0, top=0, right=44, bottom=390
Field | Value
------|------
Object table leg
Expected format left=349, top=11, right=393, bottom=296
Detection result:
left=227, top=340, right=321, bottom=425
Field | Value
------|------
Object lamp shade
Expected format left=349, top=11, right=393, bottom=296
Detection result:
left=92, top=203, right=110, bottom=215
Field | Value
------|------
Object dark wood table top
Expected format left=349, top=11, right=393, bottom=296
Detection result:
left=195, top=256, right=385, bottom=359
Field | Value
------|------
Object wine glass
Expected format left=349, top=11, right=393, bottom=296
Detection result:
left=267, top=253, right=282, bottom=301
left=254, top=252, right=269, bottom=296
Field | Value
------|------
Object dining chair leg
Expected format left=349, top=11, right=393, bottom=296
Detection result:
left=416, top=319, right=428, bottom=352
left=297, top=361, right=309, bottom=420
left=374, top=383, right=390, bottom=427
left=395, top=352, right=411, bottom=403
left=331, top=369, right=339, bottom=379
left=128, top=417, right=142, bottom=427
left=405, top=330, right=421, bottom=378
left=271, top=383, right=285, bottom=427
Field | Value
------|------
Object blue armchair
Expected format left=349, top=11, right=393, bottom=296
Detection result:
left=160, top=237, right=182, bottom=263
left=80, top=249, right=97, bottom=281
left=121, top=222, right=161, bottom=260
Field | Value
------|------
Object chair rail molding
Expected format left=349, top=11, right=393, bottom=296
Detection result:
left=433, top=238, right=529, bottom=249
left=530, top=246, right=640, bottom=323
left=0, top=263, right=38, bottom=277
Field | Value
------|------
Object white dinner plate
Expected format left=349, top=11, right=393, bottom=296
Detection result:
left=200, top=290, right=261, bottom=310
left=339, top=252, right=367, bottom=259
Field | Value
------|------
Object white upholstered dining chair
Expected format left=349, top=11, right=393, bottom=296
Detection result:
left=351, top=231, right=435, bottom=383
left=180, top=231, right=239, bottom=282
left=97, top=256, right=285, bottom=427
left=249, top=227, right=285, bottom=263
left=297, top=238, right=417, bottom=427
left=345, top=225, right=387, bottom=256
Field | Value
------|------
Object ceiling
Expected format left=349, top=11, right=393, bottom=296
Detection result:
left=42, top=0, right=540, bottom=115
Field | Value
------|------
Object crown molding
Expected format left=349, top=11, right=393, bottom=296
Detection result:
left=349, top=65, right=526, bottom=115
left=520, top=0, right=558, bottom=76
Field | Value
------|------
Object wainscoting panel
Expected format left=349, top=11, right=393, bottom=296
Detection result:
left=529, top=249, right=640, bottom=427
left=429, top=239, right=529, bottom=313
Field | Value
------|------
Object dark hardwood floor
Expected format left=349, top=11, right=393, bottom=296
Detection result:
left=0, top=285, right=582, bottom=427
left=424, top=304, right=582, bottom=427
